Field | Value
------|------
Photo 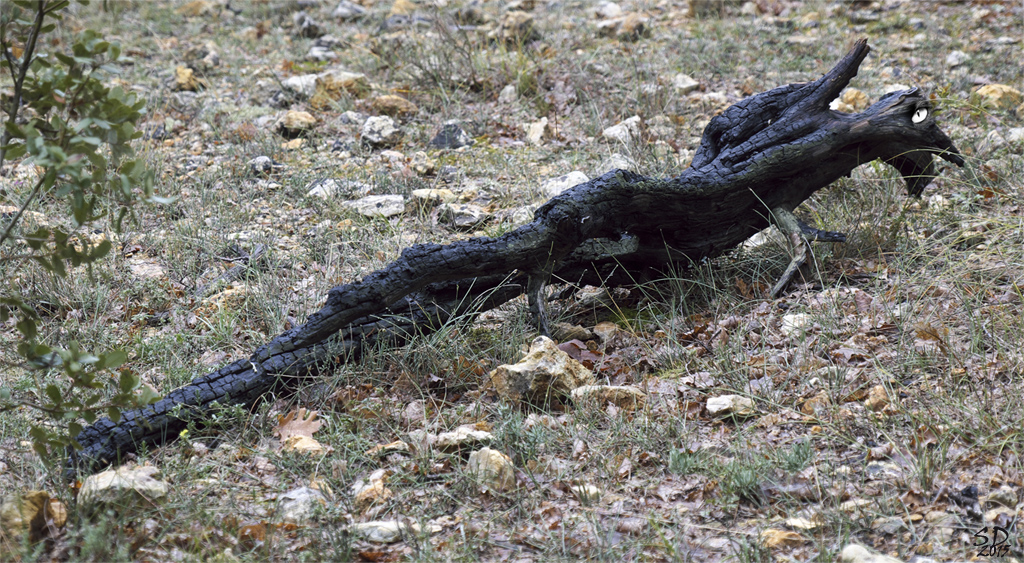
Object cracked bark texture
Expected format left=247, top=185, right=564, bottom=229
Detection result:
left=67, top=39, right=964, bottom=478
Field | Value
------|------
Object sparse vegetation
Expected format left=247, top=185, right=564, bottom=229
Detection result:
left=2, top=0, right=1023, bottom=561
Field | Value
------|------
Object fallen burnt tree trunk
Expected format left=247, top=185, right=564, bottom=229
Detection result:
left=67, top=39, right=963, bottom=478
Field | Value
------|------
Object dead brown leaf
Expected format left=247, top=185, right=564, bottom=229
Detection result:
left=867, top=442, right=895, bottom=460
left=864, top=385, right=890, bottom=412
left=616, top=456, right=633, bottom=479
left=237, top=522, right=266, bottom=551
left=735, top=277, right=757, bottom=299
left=616, top=517, right=647, bottom=534
left=913, top=322, right=949, bottom=353
left=760, top=528, right=805, bottom=548
left=275, top=408, right=323, bottom=441
left=680, top=400, right=703, bottom=420
left=357, top=549, right=398, bottom=562
left=910, top=425, right=941, bottom=448
left=329, top=384, right=374, bottom=411
left=800, top=392, right=830, bottom=416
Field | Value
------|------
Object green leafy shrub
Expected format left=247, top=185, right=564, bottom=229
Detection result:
left=0, top=0, right=164, bottom=463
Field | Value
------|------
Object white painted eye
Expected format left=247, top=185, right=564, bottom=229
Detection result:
left=912, top=108, right=928, bottom=123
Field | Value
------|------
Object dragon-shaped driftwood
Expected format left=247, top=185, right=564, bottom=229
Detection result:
left=67, top=39, right=964, bottom=478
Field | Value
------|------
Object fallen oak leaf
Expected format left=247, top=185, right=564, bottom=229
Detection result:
left=328, top=385, right=373, bottom=411
left=237, top=522, right=267, bottom=551
left=557, top=339, right=604, bottom=369
left=237, top=521, right=302, bottom=551
left=913, top=322, right=948, bottom=342
left=275, top=408, right=323, bottom=441
left=910, top=424, right=943, bottom=448
left=913, top=322, right=949, bottom=353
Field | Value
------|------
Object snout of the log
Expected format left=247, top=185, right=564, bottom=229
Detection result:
left=847, top=88, right=965, bottom=196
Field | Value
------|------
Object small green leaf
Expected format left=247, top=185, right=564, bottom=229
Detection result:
left=118, top=369, right=138, bottom=393
left=45, top=384, right=62, bottom=405
left=51, top=255, right=67, bottom=277
left=107, top=406, right=122, bottom=423
left=16, top=317, right=37, bottom=339
left=78, top=353, right=100, bottom=365
left=92, top=238, right=111, bottom=259
left=45, top=0, right=71, bottom=13
left=139, top=386, right=162, bottom=405
left=32, top=441, right=50, bottom=461
left=31, top=343, right=52, bottom=356
left=42, top=167, right=57, bottom=189
left=29, top=427, right=48, bottom=443
left=25, top=227, right=51, bottom=251
left=69, top=135, right=102, bottom=146
left=2, top=143, right=27, bottom=160
left=101, top=349, right=127, bottom=369
left=3, top=120, right=26, bottom=138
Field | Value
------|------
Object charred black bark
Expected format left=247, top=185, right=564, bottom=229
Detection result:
left=66, top=39, right=963, bottom=478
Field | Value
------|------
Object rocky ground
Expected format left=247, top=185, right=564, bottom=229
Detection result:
left=2, top=0, right=1024, bottom=561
